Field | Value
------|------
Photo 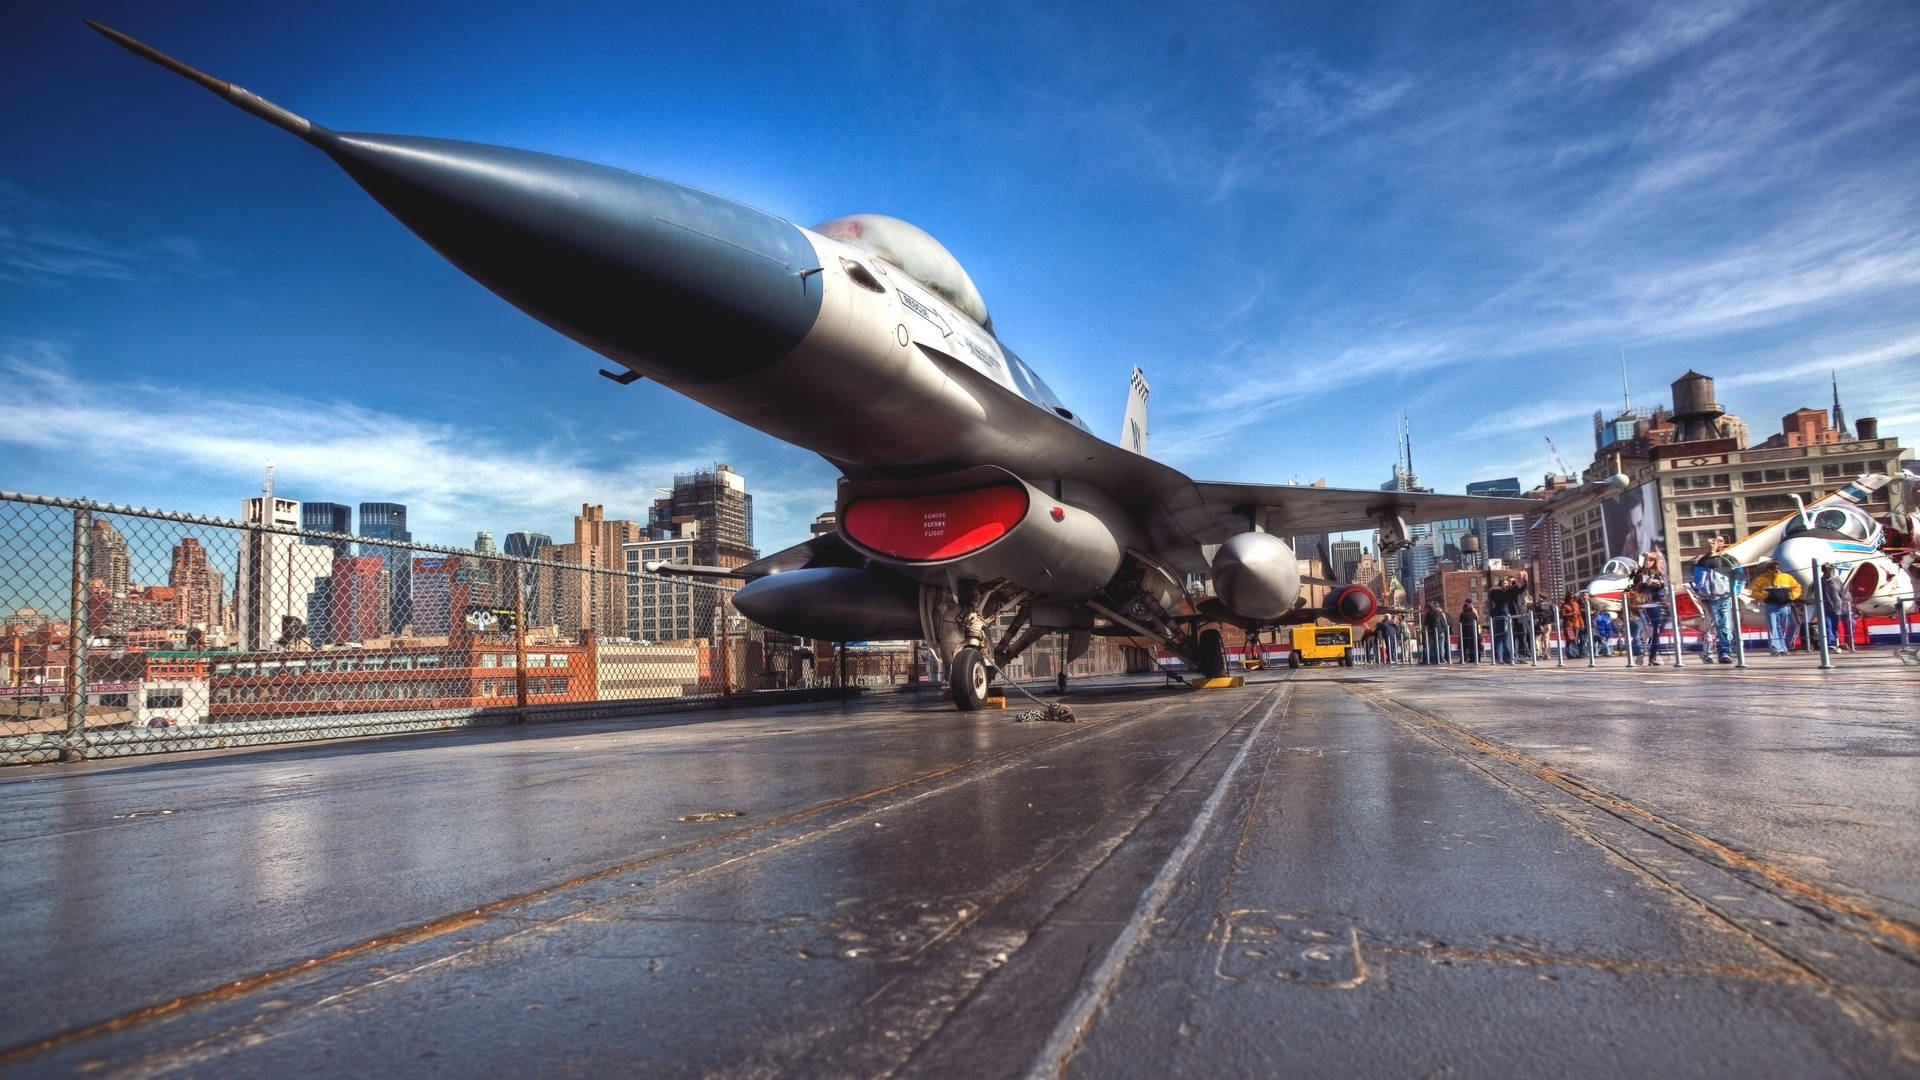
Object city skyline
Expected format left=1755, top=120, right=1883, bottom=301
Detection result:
left=3, top=2, right=1918, bottom=552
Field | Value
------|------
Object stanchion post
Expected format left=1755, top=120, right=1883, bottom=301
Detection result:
left=1623, top=598, right=1637, bottom=668
left=1733, top=594, right=1749, bottom=668
left=1813, top=559, right=1833, bottom=670
left=1583, top=596, right=1596, bottom=668
left=1553, top=606, right=1565, bottom=668
left=1668, top=586, right=1685, bottom=667
left=1526, top=611, right=1538, bottom=667
left=63, top=505, right=92, bottom=762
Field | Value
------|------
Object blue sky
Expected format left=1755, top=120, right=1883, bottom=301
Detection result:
left=4, top=0, right=1918, bottom=552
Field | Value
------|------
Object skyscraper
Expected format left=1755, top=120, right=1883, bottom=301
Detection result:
left=86, top=519, right=130, bottom=598
left=1329, top=539, right=1362, bottom=583
left=1467, top=477, right=1526, bottom=565
left=504, top=532, right=553, bottom=625
left=301, top=502, right=354, bottom=559
left=503, top=532, right=553, bottom=559
left=238, top=494, right=332, bottom=650
left=538, top=506, right=641, bottom=635
left=358, top=502, right=413, bottom=632
left=474, top=531, right=497, bottom=556
left=649, top=464, right=756, bottom=569
left=168, top=537, right=215, bottom=630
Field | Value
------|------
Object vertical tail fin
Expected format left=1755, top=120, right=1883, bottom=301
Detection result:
left=1120, top=366, right=1149, bottom=455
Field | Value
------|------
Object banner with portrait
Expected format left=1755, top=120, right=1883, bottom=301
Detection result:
left=1600, top=481, right=1663, bottom=561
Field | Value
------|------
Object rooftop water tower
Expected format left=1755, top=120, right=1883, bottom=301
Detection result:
left=1670, top=370, right=1724, bottom=443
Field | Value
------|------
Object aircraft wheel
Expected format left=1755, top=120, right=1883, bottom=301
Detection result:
left=1197, top=628, right=1227, bottom=678
left=951, top=647, right=989, bottom=710
left=1340, top=648, right=1354, bottom=668
left=1287, top=651, right=1300, bottom=670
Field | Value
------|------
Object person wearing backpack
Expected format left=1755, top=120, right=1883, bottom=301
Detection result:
left=1748, top=561, right=1802, bottom=655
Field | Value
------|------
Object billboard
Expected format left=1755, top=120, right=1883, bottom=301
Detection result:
left=1601, top=481, right=1663, bottom=561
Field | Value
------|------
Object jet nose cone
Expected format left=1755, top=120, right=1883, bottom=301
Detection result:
left=317, top=132, right=822, bottom=380
left=1772, top=538, right=1825, bottom=588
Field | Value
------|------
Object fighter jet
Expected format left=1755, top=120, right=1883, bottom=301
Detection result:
left=89, top=22, right=1540, bottom=707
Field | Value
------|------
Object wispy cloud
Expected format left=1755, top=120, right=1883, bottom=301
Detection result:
left=0, top=338, right=751, bottom=544
left=0, top=181, right=209, bottom=286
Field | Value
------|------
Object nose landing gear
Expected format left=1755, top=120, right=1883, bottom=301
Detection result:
left=951, top=647, right=991, bottom=711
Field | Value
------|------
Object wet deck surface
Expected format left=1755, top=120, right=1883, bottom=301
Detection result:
left=3, top=659, right=1917, bottom=1077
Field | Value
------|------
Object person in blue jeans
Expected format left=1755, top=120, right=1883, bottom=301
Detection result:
left=1690, top=534, right=1743, bottom=663
left=1748, top=562, right=1802, bottom=654
left=1630, top=551, right=1672, bottom=665
left=1486, top=573, right=1529, bottom=664
left=1592, top=609, right=1617, bottom=656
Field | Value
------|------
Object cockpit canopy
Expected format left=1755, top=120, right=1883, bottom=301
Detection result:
left=1599, top=556, right=1638, bottom=578
left=814, top=214, right=991, bottom=331
left=1783, top=504, right=1874, bottom=543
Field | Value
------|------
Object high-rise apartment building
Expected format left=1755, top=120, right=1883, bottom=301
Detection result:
left=358, top=502, right=413, bottom=632
left=302, top=502, right=354, bottom=558
left=168, top=537, right=216, bottom=631
left=537, top=505, right=642, bottom=636
left=86, top=519, right=130, bottom=598
left=649, top=464, right=756, bottom=569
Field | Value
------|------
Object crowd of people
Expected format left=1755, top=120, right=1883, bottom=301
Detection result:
left=1370, top=539, right=1890, bottom=667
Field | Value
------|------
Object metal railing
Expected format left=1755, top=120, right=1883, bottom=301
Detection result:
left=3, top=491, right=1103, bottom=765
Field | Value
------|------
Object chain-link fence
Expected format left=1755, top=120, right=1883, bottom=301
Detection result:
left=0, top=492, right=877, bottom=765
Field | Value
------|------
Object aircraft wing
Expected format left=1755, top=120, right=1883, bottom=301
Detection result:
left=1189, top=483, right=1541, bottom=539
left=731, top=532, right=866, bottom=579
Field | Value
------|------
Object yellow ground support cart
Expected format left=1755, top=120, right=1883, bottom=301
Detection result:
left=1287, top=624, right=1354, bottom=668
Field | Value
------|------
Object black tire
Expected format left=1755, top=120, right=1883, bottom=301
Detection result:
left=1287, top=651, right=1300, bottom=670
left=1056, top=670, right=1068, bottom=693
left=1196, top=628, right=1227, bottom=678
left=951, top=647, right=989, bottom=710
left=1340, top=648, right=1354, bottom=668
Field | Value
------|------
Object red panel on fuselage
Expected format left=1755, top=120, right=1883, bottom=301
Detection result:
left=844, top=484, right=1029, bottom=561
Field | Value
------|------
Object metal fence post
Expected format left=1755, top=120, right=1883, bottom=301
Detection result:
left=720, top=603, right=734, bottom=703
left=513, top=562, right=529, bottom=723
left=1553, top=605, right=1565, bottom=667
left=1814, top=559, right=1833, bottom=670
left=62, top=505, right=92, bottom=762
left=1526, top=611, right=1538, bottom=667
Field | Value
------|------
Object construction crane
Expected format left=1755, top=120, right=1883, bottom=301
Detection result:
left=1544, top=436, right=1574, bottom=478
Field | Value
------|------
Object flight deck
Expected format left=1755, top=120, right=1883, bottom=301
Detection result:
left=3, top=661, right=1918, bottom=1078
